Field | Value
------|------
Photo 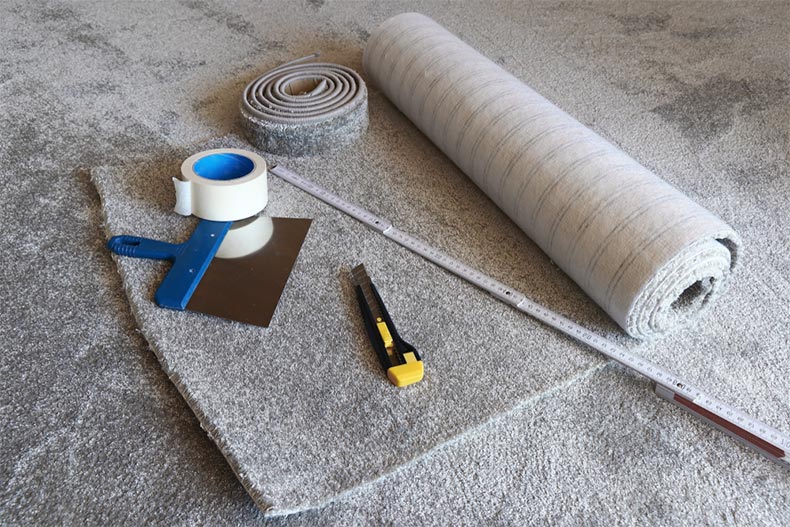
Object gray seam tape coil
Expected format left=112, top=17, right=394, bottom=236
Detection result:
left=241, top=55, right=369, bottom=157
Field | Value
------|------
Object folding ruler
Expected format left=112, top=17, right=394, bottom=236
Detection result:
left=271, top=164, right=789, bottom=468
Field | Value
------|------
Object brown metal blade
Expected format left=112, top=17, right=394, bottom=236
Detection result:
left=187, top=216, right=312, bottom=327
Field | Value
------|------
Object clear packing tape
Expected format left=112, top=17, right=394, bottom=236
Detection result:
left=364, top=13, right=741, bottom=339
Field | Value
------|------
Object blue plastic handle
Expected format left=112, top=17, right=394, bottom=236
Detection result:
left=107, top=220, right=232, bottom=310
left=107, top=235, right=183, bottom=260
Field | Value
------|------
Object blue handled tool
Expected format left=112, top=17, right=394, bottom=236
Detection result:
left=107, top=220, right=232, bottom=310
left=108, top=216, right=311, bottom=326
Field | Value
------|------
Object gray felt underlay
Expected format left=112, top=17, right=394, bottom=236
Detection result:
left=3, top=0, right=790, bottom=525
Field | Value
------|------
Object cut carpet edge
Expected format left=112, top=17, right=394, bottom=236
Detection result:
left=90, top=166, right=279, bottom=513
left=263, top=360, right=615, bottom=517
left=90, top=159, right=616, bottom=514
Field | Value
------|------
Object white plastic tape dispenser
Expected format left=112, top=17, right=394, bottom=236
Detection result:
left=108, top=148, right=311, bottom=327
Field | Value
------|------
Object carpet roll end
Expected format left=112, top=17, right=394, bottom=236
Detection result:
left=626, top=234, right=741, bottom=339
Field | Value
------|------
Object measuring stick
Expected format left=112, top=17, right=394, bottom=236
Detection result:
left=271, top=164, right=789, bottom=468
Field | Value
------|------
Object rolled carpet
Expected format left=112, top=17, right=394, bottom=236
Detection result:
left=363, top=13, right=741, bottom=340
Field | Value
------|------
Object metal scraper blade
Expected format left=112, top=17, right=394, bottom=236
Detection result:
left=186, top=215, right=311, bottom=327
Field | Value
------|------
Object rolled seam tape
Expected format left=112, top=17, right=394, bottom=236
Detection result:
left=173, top=148, right=268, bottom=221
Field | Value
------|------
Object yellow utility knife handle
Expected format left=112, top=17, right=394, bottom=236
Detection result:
left=352, top=263, right=423, bottom=388
left=376, top=317, right=423, bottom=386
left=387, top=351, right=424, bottom=387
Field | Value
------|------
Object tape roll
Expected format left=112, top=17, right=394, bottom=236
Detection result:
left=173, top=148, right=268, bottom=221
left=240, top=55, right=368, bottom=157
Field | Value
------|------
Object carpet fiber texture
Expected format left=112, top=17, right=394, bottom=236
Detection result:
left=92, top=134, right=608, bottom=514
left=2, top=1, right=789, bottom=525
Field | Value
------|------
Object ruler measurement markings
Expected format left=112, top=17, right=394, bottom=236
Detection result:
left=269, top=164, right=789, bottom=465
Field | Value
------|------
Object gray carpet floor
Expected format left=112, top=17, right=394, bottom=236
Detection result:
left=2, top=1, right=789, bottom=525
left=92, top=134, right=608, bottom=514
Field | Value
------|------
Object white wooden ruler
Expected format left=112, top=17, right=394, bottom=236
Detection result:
left=271, top=164, right=789, bottom=468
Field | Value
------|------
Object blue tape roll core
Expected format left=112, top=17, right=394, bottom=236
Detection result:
left=193, top=152, right=254, bottom=181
